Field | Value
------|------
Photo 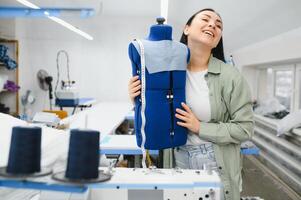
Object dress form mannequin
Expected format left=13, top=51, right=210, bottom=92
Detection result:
left=128, top=17, right=190, bottom=150
left=147, top=17, right=172, bottom=41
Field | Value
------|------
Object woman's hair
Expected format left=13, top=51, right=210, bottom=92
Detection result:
left=180, top=8, right=225, bottom=62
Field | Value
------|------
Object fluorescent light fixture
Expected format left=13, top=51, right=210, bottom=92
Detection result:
left=16, top=0, right=39, bottom=9
left=45, top=12, right=93, bottom=40
left=0, top=7, right=95, bottom=18
left=161, top=0, right=169, bottom=23
left=16, top=0, right=93, bottom=40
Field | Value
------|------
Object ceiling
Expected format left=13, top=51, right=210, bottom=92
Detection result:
left=1, top=0, right=301, bottom=53
left=0, top=0, right=101, bottom=8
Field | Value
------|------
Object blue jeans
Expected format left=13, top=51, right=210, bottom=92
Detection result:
left=174, top=143, right=218, bottom=171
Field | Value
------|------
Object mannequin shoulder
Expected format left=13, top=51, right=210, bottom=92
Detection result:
left=128, top=42, right=140, bottom=61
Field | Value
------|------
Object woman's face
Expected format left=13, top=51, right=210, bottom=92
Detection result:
left=184, top=10, right=223, bottom=49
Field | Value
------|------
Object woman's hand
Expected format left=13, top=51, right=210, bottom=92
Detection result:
left=128, top=76, right=141, bottom=104
left=175, top=102, right=200, bottom=133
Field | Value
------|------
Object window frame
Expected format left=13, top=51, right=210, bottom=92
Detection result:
left=294, top=63, right=301, bottom=111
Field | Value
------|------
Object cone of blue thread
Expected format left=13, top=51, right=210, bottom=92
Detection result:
left=6, top=126, right=42, bottom=174
left=65, top=129, right=100, bottom=179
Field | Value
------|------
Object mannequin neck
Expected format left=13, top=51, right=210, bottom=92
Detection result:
left=147, top=25, right=172, bottom=41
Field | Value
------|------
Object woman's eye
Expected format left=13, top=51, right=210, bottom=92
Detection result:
left=201, top=18, right=209, bottom=22
left=215, top=23, right=222, bottom=29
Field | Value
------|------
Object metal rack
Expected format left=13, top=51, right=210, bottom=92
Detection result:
left=253, top=114, right=301, bottom=196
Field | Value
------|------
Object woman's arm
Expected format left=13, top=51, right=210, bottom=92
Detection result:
left=198, top=76, right=254, bottom=145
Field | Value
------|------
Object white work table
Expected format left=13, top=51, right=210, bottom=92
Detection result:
left=100, top=134, right=158, bottom=155
left=63, top=101, right=133, bottom=135
left=62, top=102, right=158, bottom=156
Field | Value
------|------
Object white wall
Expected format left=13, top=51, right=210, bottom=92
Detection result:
left=233, top=27, right=301, bottom=100
left=13, top=15, right=155, bottom=115
left=0, top=19, right=15, bottom=38
left=233, top=27, right=301, bottom=67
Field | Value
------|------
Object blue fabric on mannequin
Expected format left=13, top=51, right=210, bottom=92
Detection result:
left=128, top=18, right=190, bottom=150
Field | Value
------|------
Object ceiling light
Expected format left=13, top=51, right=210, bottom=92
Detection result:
left=16, top=0, right=39, bottom=9
left=45, top=12, right=93, bottom=40
left=0, top=7, right=95, bottom=18
left=16, top=0, right=93, bottom=40
left=161, top=0, right=169, bottom=23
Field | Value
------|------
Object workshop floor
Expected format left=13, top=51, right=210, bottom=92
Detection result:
left=241, top=155, right=299, bottom=200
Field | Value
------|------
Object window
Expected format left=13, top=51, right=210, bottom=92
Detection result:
left=256, top=68, right=274, bottom=103
left=255, top=64, right=295, bottom=112
left=274, top=70, right=293, bottom=110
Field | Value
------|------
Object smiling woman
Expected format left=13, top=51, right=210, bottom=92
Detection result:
left=174, top=8, right=254, bottom=200
left=180, top=8, right=225, bottom=62
left=183, top=10, right=223, bottom=50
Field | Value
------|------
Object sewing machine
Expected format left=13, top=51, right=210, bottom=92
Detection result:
left=0, top=167, right=222, bottom=200
left=89, top=167, right=222, bottom=200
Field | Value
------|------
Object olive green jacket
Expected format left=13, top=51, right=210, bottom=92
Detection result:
left=198, top=55, right=254, bottom=200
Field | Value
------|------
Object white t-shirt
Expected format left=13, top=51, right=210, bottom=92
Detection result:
left=185, top=69, right=211, bottom=145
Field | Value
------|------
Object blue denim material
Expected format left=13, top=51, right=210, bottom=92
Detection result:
left=174, top=143, right=218, bottom=171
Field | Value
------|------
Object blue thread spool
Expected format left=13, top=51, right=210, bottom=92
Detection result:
left=6, top=126, right=42, bottom=174
left=65, top=129, right=100, bottom=179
